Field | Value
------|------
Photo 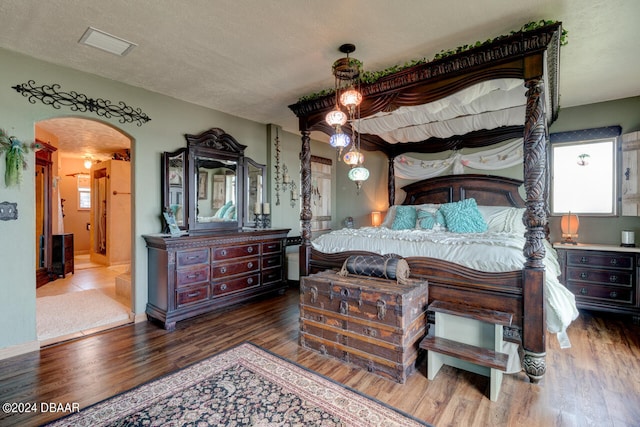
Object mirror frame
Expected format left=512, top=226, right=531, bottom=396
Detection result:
left=185, top=128, right=246, bottom=232
left=161, top=147, right=188, bottom=230
left=243, top=157, right=266, bottom=228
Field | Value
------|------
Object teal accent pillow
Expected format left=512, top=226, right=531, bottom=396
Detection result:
left=391, top=205, right=417, bottom=230
left=223, top=205, right=236, bottom=220
left=416, top=208, right=446, bottom=230
left=215, top=201, right=233, bottom=218
left=439, top=198, right=488, bottom=233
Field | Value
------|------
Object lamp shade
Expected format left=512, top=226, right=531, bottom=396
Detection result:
left=348, top=166, right=370, bottom=182
left=343, top=147, right=364, bottom=166
left=371, top=211, right=382, bottom=227
left=329, top=132, right=350, bottom=149
left=339, top=88, right=362, bottom=108
left=325, top=108, right=347, bottom=127
left=560, top=214, right=579, bottom=243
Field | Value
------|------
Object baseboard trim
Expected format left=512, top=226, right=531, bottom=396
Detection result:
left=0, top=340, right=40, bottom=361
left=133, top=312, right=148, bottom=323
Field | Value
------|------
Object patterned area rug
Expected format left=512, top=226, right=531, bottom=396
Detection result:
left=47, top=342, right=431, bottom=426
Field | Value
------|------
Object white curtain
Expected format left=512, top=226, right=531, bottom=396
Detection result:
left=394, top=138, right=524, bottom=180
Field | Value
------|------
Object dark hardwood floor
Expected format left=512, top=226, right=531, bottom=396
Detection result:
left=1, top=286, right=639, bottom=427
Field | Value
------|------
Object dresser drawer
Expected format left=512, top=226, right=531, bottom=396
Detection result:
left=212, top=244, right=260, bottom=260
left=176, top=249, right=210, bottom=267
left=262, top=267, right=283, bottom=285
left=567, top=251, right=633, bottom=270
left=262, top=254, right=282, bottom=270
left=211, top=257, right=260, bottom=278
left=176, top=284, right=210, bottom=307
left=567, top=283, right=634, bottom=305
left=262, top=240, right=283, bottom=254
left=566, top=268, right=633, bottom=287
left=212, top=273, right=260, bottom=297
left=176, top=265, right=210, bottom=287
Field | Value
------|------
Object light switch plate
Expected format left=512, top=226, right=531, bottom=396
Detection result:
left=0, top=202, right=18, bottom=221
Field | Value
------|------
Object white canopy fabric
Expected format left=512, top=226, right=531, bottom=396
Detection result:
left=354, top=78, right=527, bottom=144
left=394, top=137, right=524, bottom=179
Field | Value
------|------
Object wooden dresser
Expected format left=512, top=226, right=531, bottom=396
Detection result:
left=51, top=233, right=74, bottom=277
left=143, top=228, right=289, bottom=330
left=554, top=243, right=640, bottom=323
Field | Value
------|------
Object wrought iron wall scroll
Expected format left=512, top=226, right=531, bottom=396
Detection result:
left=12, top=80, right=151, bottom=126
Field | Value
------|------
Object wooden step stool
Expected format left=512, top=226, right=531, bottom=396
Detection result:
left=419, top=300, right=513, bottom=401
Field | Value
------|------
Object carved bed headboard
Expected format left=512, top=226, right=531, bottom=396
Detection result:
left=400, top=174, right=525, bottom=207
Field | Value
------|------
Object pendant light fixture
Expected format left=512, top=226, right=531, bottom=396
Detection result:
left=326, top=44, right=369, bottom=191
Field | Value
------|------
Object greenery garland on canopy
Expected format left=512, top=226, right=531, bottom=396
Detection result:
left=299, top=20, right=567, bottom=102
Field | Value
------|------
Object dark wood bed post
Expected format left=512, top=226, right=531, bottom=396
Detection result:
left=522, top=55, right=549, bottom=383
left=388, top=157, right=396, bottom=207
left=299, top=129, right=312, bottom=277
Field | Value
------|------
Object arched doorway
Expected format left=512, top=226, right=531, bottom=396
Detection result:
left=34, top=117, right=134, bottom=345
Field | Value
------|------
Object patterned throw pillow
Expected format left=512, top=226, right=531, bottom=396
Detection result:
left=416, top=208, right=446, bottom=230
left=391, top=205, right=417, bottom=230
left=439, top=198, right=488, bottom=233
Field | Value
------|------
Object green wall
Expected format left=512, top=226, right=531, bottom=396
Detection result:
left=0, top=48, right=317, bottom=355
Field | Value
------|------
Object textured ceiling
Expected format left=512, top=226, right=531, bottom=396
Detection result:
left=1, top=0, right=639, bottom=157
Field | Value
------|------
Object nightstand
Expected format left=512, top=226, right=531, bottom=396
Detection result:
left=554, top=243, right=640, bottom=323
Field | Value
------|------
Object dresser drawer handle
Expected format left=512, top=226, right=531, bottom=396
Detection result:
left=580, top=272, right=588, bottom=279
left=186, top=274, right=199, bottom=279
left=186, top=255, right=200, bottom=260
left=219, top=267, right=227, bottom=274
left=609, top=275, right=618, bottom=283
left=247, top=262, right=254, bottom=269
left=220, top=284, right=227, bottom=291
left=610, top=258, right=618, bottom=266
left=220, top=249, right=227, bottom=256
left=580, top=256, right=588, bottom=263
left=267, top=258, right=277, bottom=265
left=247, top=277, right=254, bottom=285
left=267, top=244, right=277, bottom=249
left=187, top=291, right=200, bottom=298
left=580, top=287, right=588, bottom=295
left=247, top=246, right=254, bottom=253
left=610, top=291, right=618, bottom=298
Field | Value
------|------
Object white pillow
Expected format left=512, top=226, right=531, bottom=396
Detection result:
left=477, top=205, right=526, bottom=234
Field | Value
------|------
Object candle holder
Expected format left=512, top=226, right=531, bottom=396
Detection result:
left=253, top=213, right=271, bottom=229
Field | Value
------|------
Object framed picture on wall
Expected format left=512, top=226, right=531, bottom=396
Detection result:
left=198, top=171, right=208, bottom=200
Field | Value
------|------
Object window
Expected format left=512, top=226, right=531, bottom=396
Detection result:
left=77, top=174, right=91, bottom=210
left=550, top=127, right=620, bottom=216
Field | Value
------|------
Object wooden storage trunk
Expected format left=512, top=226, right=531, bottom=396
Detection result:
left=299, top=270, right=428, bottom=383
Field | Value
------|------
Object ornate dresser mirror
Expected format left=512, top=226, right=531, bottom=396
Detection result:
left=161, top=147, right=188, bottom=229
left=243, top=158, right=266, bottom=228
left=185, top=128, right=246, bottom=232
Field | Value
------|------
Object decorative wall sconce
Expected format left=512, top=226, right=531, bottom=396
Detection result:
left=273, top=128, right=298, bottom=208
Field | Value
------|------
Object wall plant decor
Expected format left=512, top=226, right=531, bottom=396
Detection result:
left=12, top=80, right=151, bottom=126
left=0, top=128, right=34, bottom=187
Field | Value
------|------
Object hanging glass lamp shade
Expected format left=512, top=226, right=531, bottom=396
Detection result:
left=339, top=88, right=363, bottom=108
left=329, top=132, right=351, bottom=149
left=343, top=147, right=364, bottom=166
left=325, top=108, right=347, bottom=127
left=348, top=166, right=370, bottom=182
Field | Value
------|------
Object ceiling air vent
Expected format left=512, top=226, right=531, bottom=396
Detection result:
left=78, top=27, right=137, bottom=56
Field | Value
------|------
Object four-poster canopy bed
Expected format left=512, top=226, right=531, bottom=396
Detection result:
left=288, top=22, right=574, bottom=383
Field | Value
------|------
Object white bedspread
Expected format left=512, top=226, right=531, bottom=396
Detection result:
left=312, top=227, right=578, bottom=345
